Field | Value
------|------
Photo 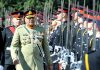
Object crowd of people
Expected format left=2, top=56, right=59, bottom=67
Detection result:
left=0, top=3, right=100, bottom=70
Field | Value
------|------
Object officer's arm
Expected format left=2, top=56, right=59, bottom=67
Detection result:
left=10, top=28, right=20, bottom=64
left=42, top=30, right=52, bottom=66
left=0, top=28, right=6, bottom=65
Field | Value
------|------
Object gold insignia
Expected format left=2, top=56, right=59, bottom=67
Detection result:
left=28, top=11, right=33, bottom=15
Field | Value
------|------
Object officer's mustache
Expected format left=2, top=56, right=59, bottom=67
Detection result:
left=29, top=19, right=35, bottom=23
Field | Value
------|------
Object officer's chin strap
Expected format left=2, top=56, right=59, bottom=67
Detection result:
left=0, top=65, right=3, bottom=70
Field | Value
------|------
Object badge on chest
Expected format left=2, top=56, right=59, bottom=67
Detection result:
left=21, top=31, right=44, bottom=45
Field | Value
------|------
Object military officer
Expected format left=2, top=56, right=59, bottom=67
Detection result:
left=81, top=19, right=100, bottom=70
left=72, top=13, right=85, bottom=61
left=49, top=8, right=68, bottom=34
left=2, top=11, right=24, bottom=70
left=10, top=9, right=52, bottom=70
left=82, top=18, right=94, bottom=53
left=49, top=8, right=68, bottom=52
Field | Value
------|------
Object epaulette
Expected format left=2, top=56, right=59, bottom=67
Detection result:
left=61, top=26, right=66, bottom=32
left=89, top=37, right=93, bottom=48
left=77, top=28, right=81, bottom=34
left=82, top=29, right=87, bottom=36
left=7, top=25, right=14, bottom=28
left=17, top=24, right=25, bottom=29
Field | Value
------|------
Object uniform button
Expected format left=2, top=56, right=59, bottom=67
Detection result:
left=85, top=47, right=87, bottom=49
left=78, top=38, right=80, bottom=40
left=39, top=53, right=42, bottom=57
left=8, top=36, right=11, bottom=38
left=77, top=52, right=79, bottom=54
left=79, top=45, right=81, bottom=47
left=83, top=51, right=85, bottom=53
left=84, top=44, right=87, bottom=46
left=82, top=42, right=85, bottom=43
left=96, top=39, right=98, bottom=41
left=73, top=49, right=75, bottom=51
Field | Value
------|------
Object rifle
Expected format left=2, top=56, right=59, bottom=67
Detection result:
left=85, top=6, right=89, bottom=53
left=65, top=0, right=71, bottom=70
left=74, top=1, right=79, bottom=61
left=80, top=0, right=86, bottom=60
left=60, top=0, right=64, bottom=48
left=92, top=0, right=96, bottom=51
left=43, top=1, right=50, bottom=70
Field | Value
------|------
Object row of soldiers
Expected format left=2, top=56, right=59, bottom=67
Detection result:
left=0, top=4, right=100, bottom=70
left=49, top=6, right=100, bottom=70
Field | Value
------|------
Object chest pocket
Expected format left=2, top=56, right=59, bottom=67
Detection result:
left=21, top=33, right=31, bottom=45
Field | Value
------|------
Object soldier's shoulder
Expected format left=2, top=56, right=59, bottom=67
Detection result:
left=4, top=25, right=13, bottom=29
left=17, top=24, right=25, bottom=29
left=3, top=26, right=14, bottom=31
left=8, top=25, right=14, bottom=27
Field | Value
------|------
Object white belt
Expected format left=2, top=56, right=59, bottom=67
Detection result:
left=6, top=47, right=11, bottom=51
left=0, top=65, right=4, bottom=70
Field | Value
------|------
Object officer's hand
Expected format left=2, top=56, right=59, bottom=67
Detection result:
left=13, top=59, right=19, bottom=65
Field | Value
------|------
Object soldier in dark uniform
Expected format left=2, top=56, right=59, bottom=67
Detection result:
left=0, top=26, right=3, bottom=65
left=94, top=20, right=100, bottom=50
left=49, top=8, right=68, bottom=51
left=82, top=18, right=94, bottom=53
left=81, top=19, right=100, bottom=70
left=2, top=11, right=24, bottom=70
left=72, top=13, right=85, bottom=61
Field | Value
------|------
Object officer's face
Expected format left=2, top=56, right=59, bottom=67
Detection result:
left=12, top=18, right=23, bottom=26
left=57, top=13, right=67, bottom=21
left=25, top=16, right=36, bottom=25
left=83, top=20, right=88, bottom=28
left=74, top=12, right=78, bottom=21
left=78, top=17, right=83, bottom=24
left=57, top=13, right=63, bottom=21
left=88, top=22, right=93, bottom=29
